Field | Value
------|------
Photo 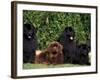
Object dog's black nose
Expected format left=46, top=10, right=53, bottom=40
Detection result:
left=52, top=52, right=57, bottom=55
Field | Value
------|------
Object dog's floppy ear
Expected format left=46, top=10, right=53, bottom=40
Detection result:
left=32, top=23, right=37, bottom=33
left=42, top=49, right=49, bottom=54
left=32, top=25, right=37, bottom=33
left=59, top=44, right=63, bottom=50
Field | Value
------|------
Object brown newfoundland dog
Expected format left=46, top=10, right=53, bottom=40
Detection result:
left=35, top=42, right=64, bottom=65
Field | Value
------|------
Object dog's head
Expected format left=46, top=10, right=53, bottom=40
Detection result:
left=47, top=42, right=63, bottom=60
left=64, top=27, right=75, bottom=41
left=78, top=44, right=90, bottom=56
left=23, top=23, right=36, bottom=40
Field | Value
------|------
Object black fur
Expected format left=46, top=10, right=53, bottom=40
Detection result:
left=23, top=23, right=38, bottom=63
left=57, top=27, right=76, bottom=63
left=75, top=44, right=90, bottom=65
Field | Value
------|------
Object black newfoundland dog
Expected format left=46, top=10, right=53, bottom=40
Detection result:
left=75, top=43, right=90, bottom=65
left=23, top=23, right=38, bottom=63
left=57, top=27, right=76, bottom=63
left=57, top=26, right=90, bottom=65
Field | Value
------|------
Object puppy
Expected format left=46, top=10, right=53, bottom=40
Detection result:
left=23, top=23, right=38, bottom=63
left=35, top=42, right=64, bottom=65
left=57, top=27, right=76, bottom=63
left=76, top=43, right=90, bottom=65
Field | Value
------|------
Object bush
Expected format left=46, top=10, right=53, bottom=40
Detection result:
left=23, top=10, right=91, bottom=50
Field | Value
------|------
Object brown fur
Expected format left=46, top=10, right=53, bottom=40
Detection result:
left=35, top=50, right=49, bottom=64
left=35, top=42, right=64, bottom=65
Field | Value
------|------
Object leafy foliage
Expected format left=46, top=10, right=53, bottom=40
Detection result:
left=23, top=10, right=91, bottom=50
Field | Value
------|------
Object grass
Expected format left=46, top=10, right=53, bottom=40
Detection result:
left=23, top=63, right=88, bottom=69
left=23, top=53, right=91, bottom=69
